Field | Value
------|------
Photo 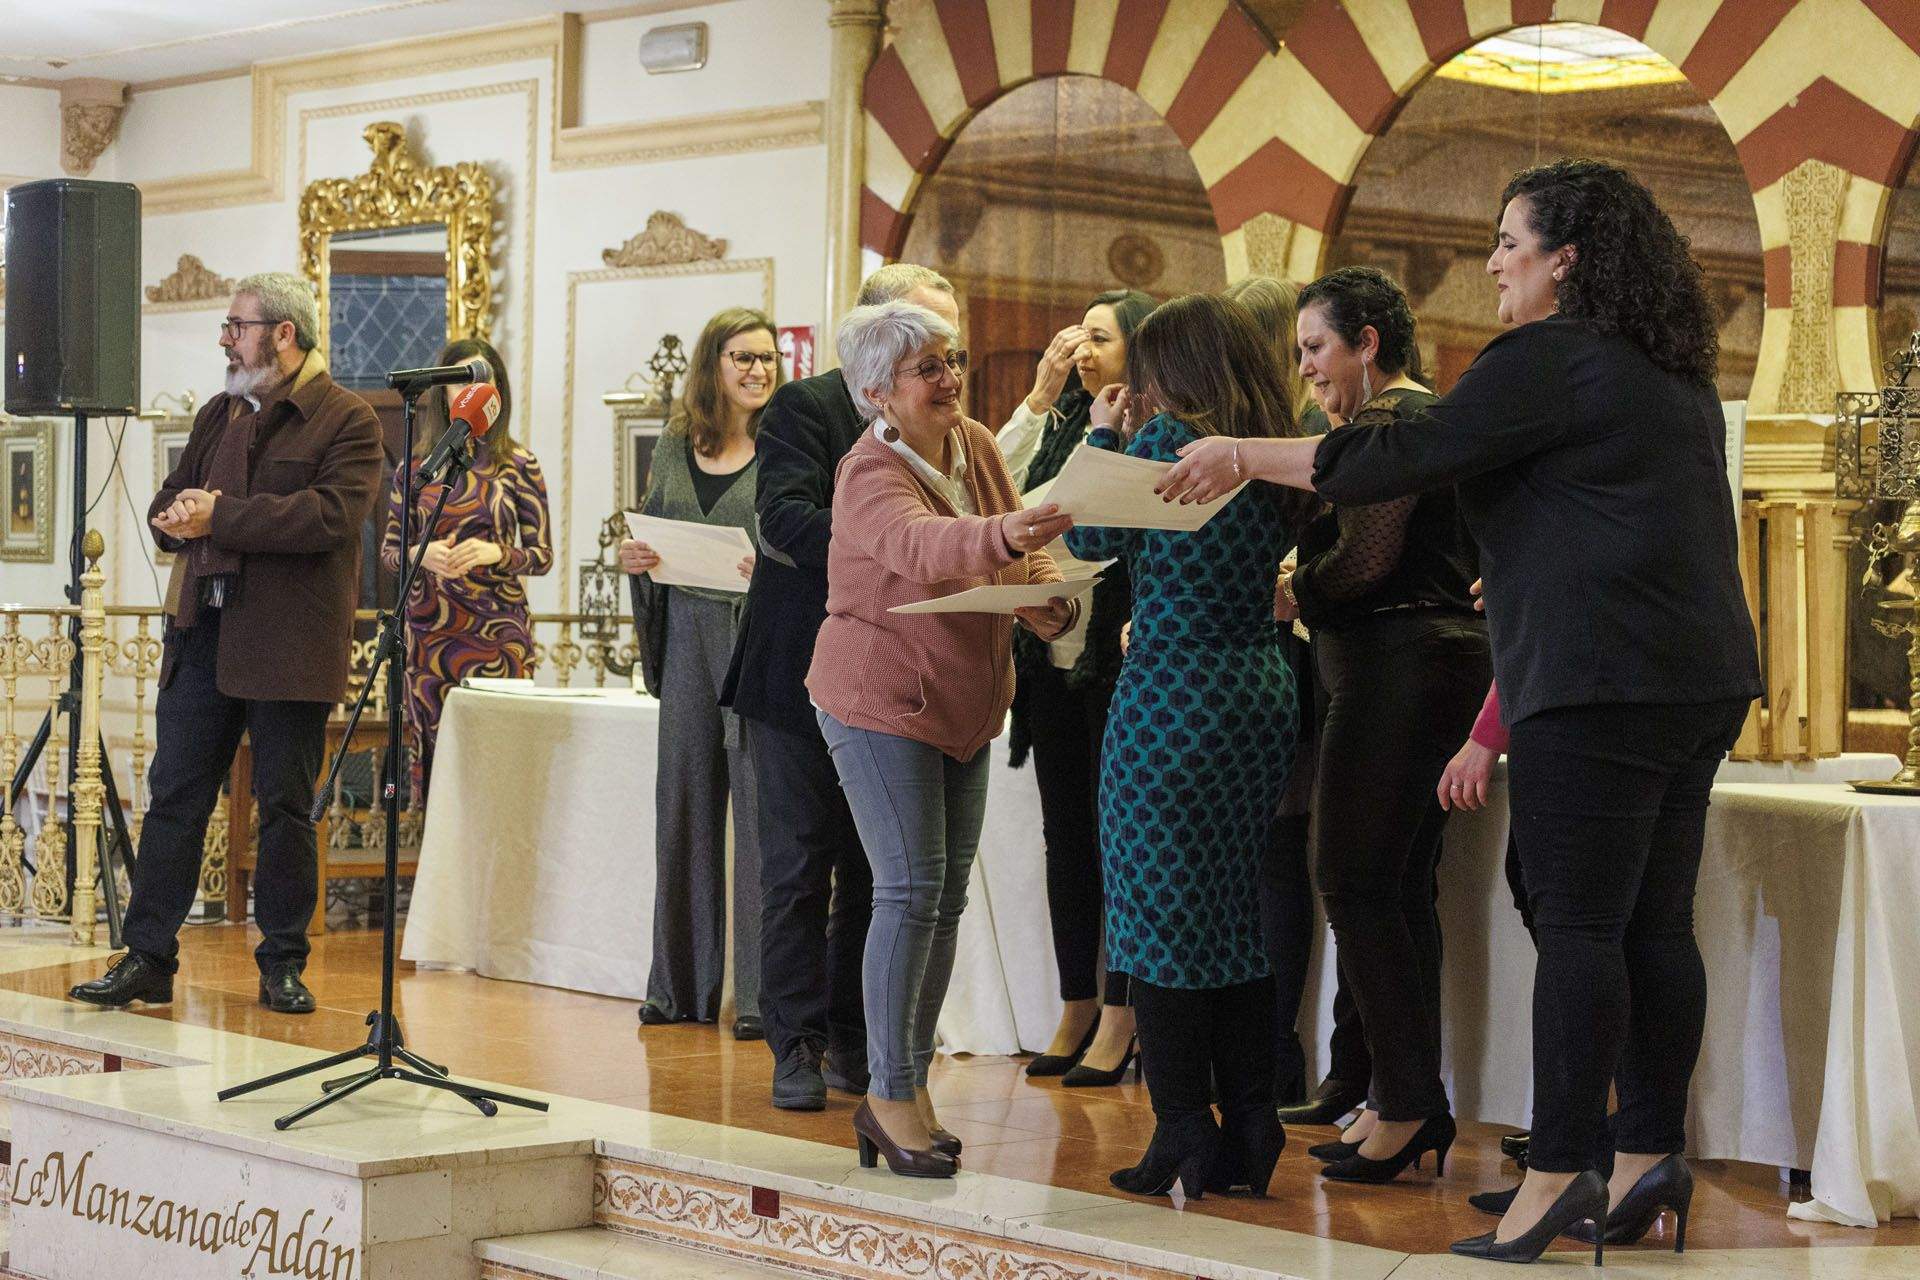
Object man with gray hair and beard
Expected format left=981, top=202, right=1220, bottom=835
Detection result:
left=721, top=264, right=963, bottom=1109
left=70, top=272, right=383, bottom=1014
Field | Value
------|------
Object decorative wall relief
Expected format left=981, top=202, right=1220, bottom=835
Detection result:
left=144, top=256, right=236, bottom=307
left=59, top=79, right=126, bottom=177
left=1107, top=233, right=1165, bottom=289
left=1777, top=159, right=1848, bottom=415
left=601, top=212, right=728, bottom=268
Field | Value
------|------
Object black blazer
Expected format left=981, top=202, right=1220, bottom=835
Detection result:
left=721, top=369, right=866, bottom=737
left=1312, top=315, right=1760, bottom=725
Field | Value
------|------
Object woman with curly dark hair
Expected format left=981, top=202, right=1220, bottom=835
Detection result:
left=1160, top=159, right=1760, bottom=1263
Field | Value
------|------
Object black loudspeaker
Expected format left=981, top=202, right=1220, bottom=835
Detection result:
left=4, top=178, right=141, bottom=415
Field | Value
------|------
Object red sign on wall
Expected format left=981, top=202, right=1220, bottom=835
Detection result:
left=778, top=326, right=815, bottom=381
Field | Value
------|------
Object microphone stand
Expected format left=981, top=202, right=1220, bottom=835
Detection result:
left=216, top=386, right=546, bottom=1130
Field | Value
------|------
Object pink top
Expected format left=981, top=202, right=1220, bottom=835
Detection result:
left=1470, top=682, right=1509, bottom=753
left=806, top=421, right=1060, bottom=761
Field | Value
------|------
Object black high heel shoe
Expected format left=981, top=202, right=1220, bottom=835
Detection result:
left=1450, top=1169, right=1608, bottom=1266
left=1026, top=1022, right=1097, bottom=1077
left=1062, top=1037, right=1138, bottom=1088
left=1308, top=1118, right=1367, bottom=1163
left=1323, top=1113, right=1456, bottom=1184
left=1567, top=1154, right=1692, bottom=1251
left=1470, top=1184, right=1521, bottom=1216
left=1215, top=1108, right=1287, bottom=1197
left=853, top=1101, right=958, bottom=1179
left=1109, top=1114, right=1224, bottom=1201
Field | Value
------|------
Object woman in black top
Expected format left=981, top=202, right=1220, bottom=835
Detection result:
left=998, top=289, right=1151, bottom=1086
left=1161, top=159, right=1761, bottom=1263
left=1280, top=269, right=1489, bottom=1185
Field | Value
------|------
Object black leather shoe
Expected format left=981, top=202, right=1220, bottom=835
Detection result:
left=1324, top=1113, right=1457, bottom=1184
left=1277, top=1076, right=1367, bottom=1127
left=1450, top=1169, right=1608, bottom=1266
left=773, top=1044, right=827, bottom=1111
left=1025, top=1023, right=1096, bottom=1078
left=732, top=1015, right=764, bottom=1041
left=259, top=966, right=316, bottom=1015
left=69, top=952, right=173, bottom=1008
left=1565, top=1153, right=1693, bottom=1251
left=822, top=1047, right=870, bottom=1096
left=1501, top=1130, right=1531, bottom=1161
left=637, top=1001, right=674, bottom=1025
left=1470, top=1184, right=1521, bottom=1216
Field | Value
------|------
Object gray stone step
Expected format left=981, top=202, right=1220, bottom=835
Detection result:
left=478, top=1228, right=793, bottom=1279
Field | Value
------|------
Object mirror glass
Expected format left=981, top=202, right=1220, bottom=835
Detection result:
left=326, top=223, right=449, bottom=390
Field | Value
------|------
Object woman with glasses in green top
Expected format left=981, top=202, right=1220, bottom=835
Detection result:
left=622, top=307, right=784, bottom=1038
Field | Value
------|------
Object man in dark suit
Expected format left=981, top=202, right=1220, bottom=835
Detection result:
left=722, top=264, right=962, bottom=1109
left=70, top=273, right=383, bottom=1015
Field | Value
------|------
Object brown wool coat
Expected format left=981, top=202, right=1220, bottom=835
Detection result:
left=154, top=350, right=384, bottom=703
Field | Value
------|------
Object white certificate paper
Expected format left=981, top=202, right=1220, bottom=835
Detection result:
left=1044, top=443, right=1246, bottom=531
left=624, top=511, right=754, bottom=594
left=888, top=576, right=1100, bottom=615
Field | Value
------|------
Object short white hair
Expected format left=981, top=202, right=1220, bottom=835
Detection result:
left=234, top=272, right=320, bottom=351
left=836, top=301, right=960, bottom=423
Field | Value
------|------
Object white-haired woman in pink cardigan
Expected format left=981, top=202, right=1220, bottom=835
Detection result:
left=807, top=299, right=1074, bottom=1179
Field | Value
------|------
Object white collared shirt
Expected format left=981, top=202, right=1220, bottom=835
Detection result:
left=873, top=419, right=975, bottom=515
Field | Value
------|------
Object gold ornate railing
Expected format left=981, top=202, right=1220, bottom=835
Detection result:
left=2, top=548, right=637, bottom=926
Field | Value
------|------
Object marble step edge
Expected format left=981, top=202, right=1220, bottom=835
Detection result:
left=477, top=1227, right=793, bottom=1280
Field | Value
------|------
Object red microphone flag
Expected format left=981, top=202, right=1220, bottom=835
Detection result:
left=450, top=381, right=501, bottom=436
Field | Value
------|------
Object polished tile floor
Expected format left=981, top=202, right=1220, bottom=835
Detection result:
left=6, top=922, right=1913, bottom=1260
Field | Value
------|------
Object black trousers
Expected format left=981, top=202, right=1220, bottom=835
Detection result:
left=1024, top=662, right=1128, bottom=1006
left=123, top=613, right=329, bottom=974
left=1313, top=610, right=1490, bottom=1121
left=1509, top=698, right=1747, bottom=1171
left=750, top=717, right=872, bottom=1062
left=1134, top=975, right=1278, bottom=1125
left=1258, top=811, right=1313, bottom=1096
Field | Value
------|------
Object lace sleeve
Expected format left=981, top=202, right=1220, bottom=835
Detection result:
left=1290, top=495, right=1418, bottom=603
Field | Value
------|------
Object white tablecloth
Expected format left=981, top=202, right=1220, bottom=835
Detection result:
left=401, top=688, right=664, bottom=999
left=403, top=688, right=1914, bottom=1222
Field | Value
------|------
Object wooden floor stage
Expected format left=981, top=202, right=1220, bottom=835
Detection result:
left=3, top=921, right=1912, bottom=1265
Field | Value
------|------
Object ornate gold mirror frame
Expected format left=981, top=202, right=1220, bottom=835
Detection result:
left=297, top=121, right=496, bottom=355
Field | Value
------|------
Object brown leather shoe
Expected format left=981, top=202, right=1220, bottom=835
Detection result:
left=853, top=1101, right=957, bottom=1179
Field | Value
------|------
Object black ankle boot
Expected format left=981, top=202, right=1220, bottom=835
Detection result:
left=1110, top=1114, right=1225, bottom=1201
left=1215, top=1107, right=1286, bottom=1196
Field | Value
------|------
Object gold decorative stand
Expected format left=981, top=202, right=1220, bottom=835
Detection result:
left=1838, top=333, right=1920, bottom=795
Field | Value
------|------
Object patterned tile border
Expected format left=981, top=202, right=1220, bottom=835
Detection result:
left=0, top=1031, right=158, bottom=1080
left=593, top=1157, right=1191, bottom=1280
left=480, top=1266, right=550, bottom=1280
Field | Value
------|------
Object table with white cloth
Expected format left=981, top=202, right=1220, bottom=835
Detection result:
left=402, top=687, right=667, bottom=1000
left=401, top=685, right=1915, bottom=1223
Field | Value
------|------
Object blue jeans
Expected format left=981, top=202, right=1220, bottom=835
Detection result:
left=817, top=711, right=989, bottom=1102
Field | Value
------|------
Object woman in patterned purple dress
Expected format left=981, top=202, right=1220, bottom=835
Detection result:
left=380, top=338, right=552, bottom=805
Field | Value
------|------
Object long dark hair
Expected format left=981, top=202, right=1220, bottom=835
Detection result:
left=1296, top=266, right=1424, bottom=383
left=1502, top=158, right=1718, bottom=386
left=417, top=336, right=513, bottom=468
left=672, top=307, right=783, bottom=457
left=1128, top=293, right=1314, bottom=522
left=1088, top=288, right=1157, bottom=342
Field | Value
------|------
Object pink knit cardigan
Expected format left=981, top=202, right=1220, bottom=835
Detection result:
left=806, top=420, right=1060, bottom=760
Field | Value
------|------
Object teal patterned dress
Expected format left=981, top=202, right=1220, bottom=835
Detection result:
left=1063, top=414, right=1299, bottom=990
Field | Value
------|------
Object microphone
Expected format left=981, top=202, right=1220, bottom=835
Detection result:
left=415, top=382, right=501, bottom=485
left=386, top=356, right=491, bottom=390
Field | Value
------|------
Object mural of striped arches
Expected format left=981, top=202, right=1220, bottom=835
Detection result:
left=860, top=0, right=1301, bottom=283
left=864, top=0, right=1920, bottom=413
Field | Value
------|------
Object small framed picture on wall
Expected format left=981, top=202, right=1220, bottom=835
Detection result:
left=150, top=418, right=195, bottom=564
left=1, top=419, right=57, bottom=564
left=607, top=387, right=671, bottom=514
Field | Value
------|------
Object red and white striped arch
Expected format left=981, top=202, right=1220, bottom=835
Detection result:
left=864, top=0, right=1920, bottom=408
